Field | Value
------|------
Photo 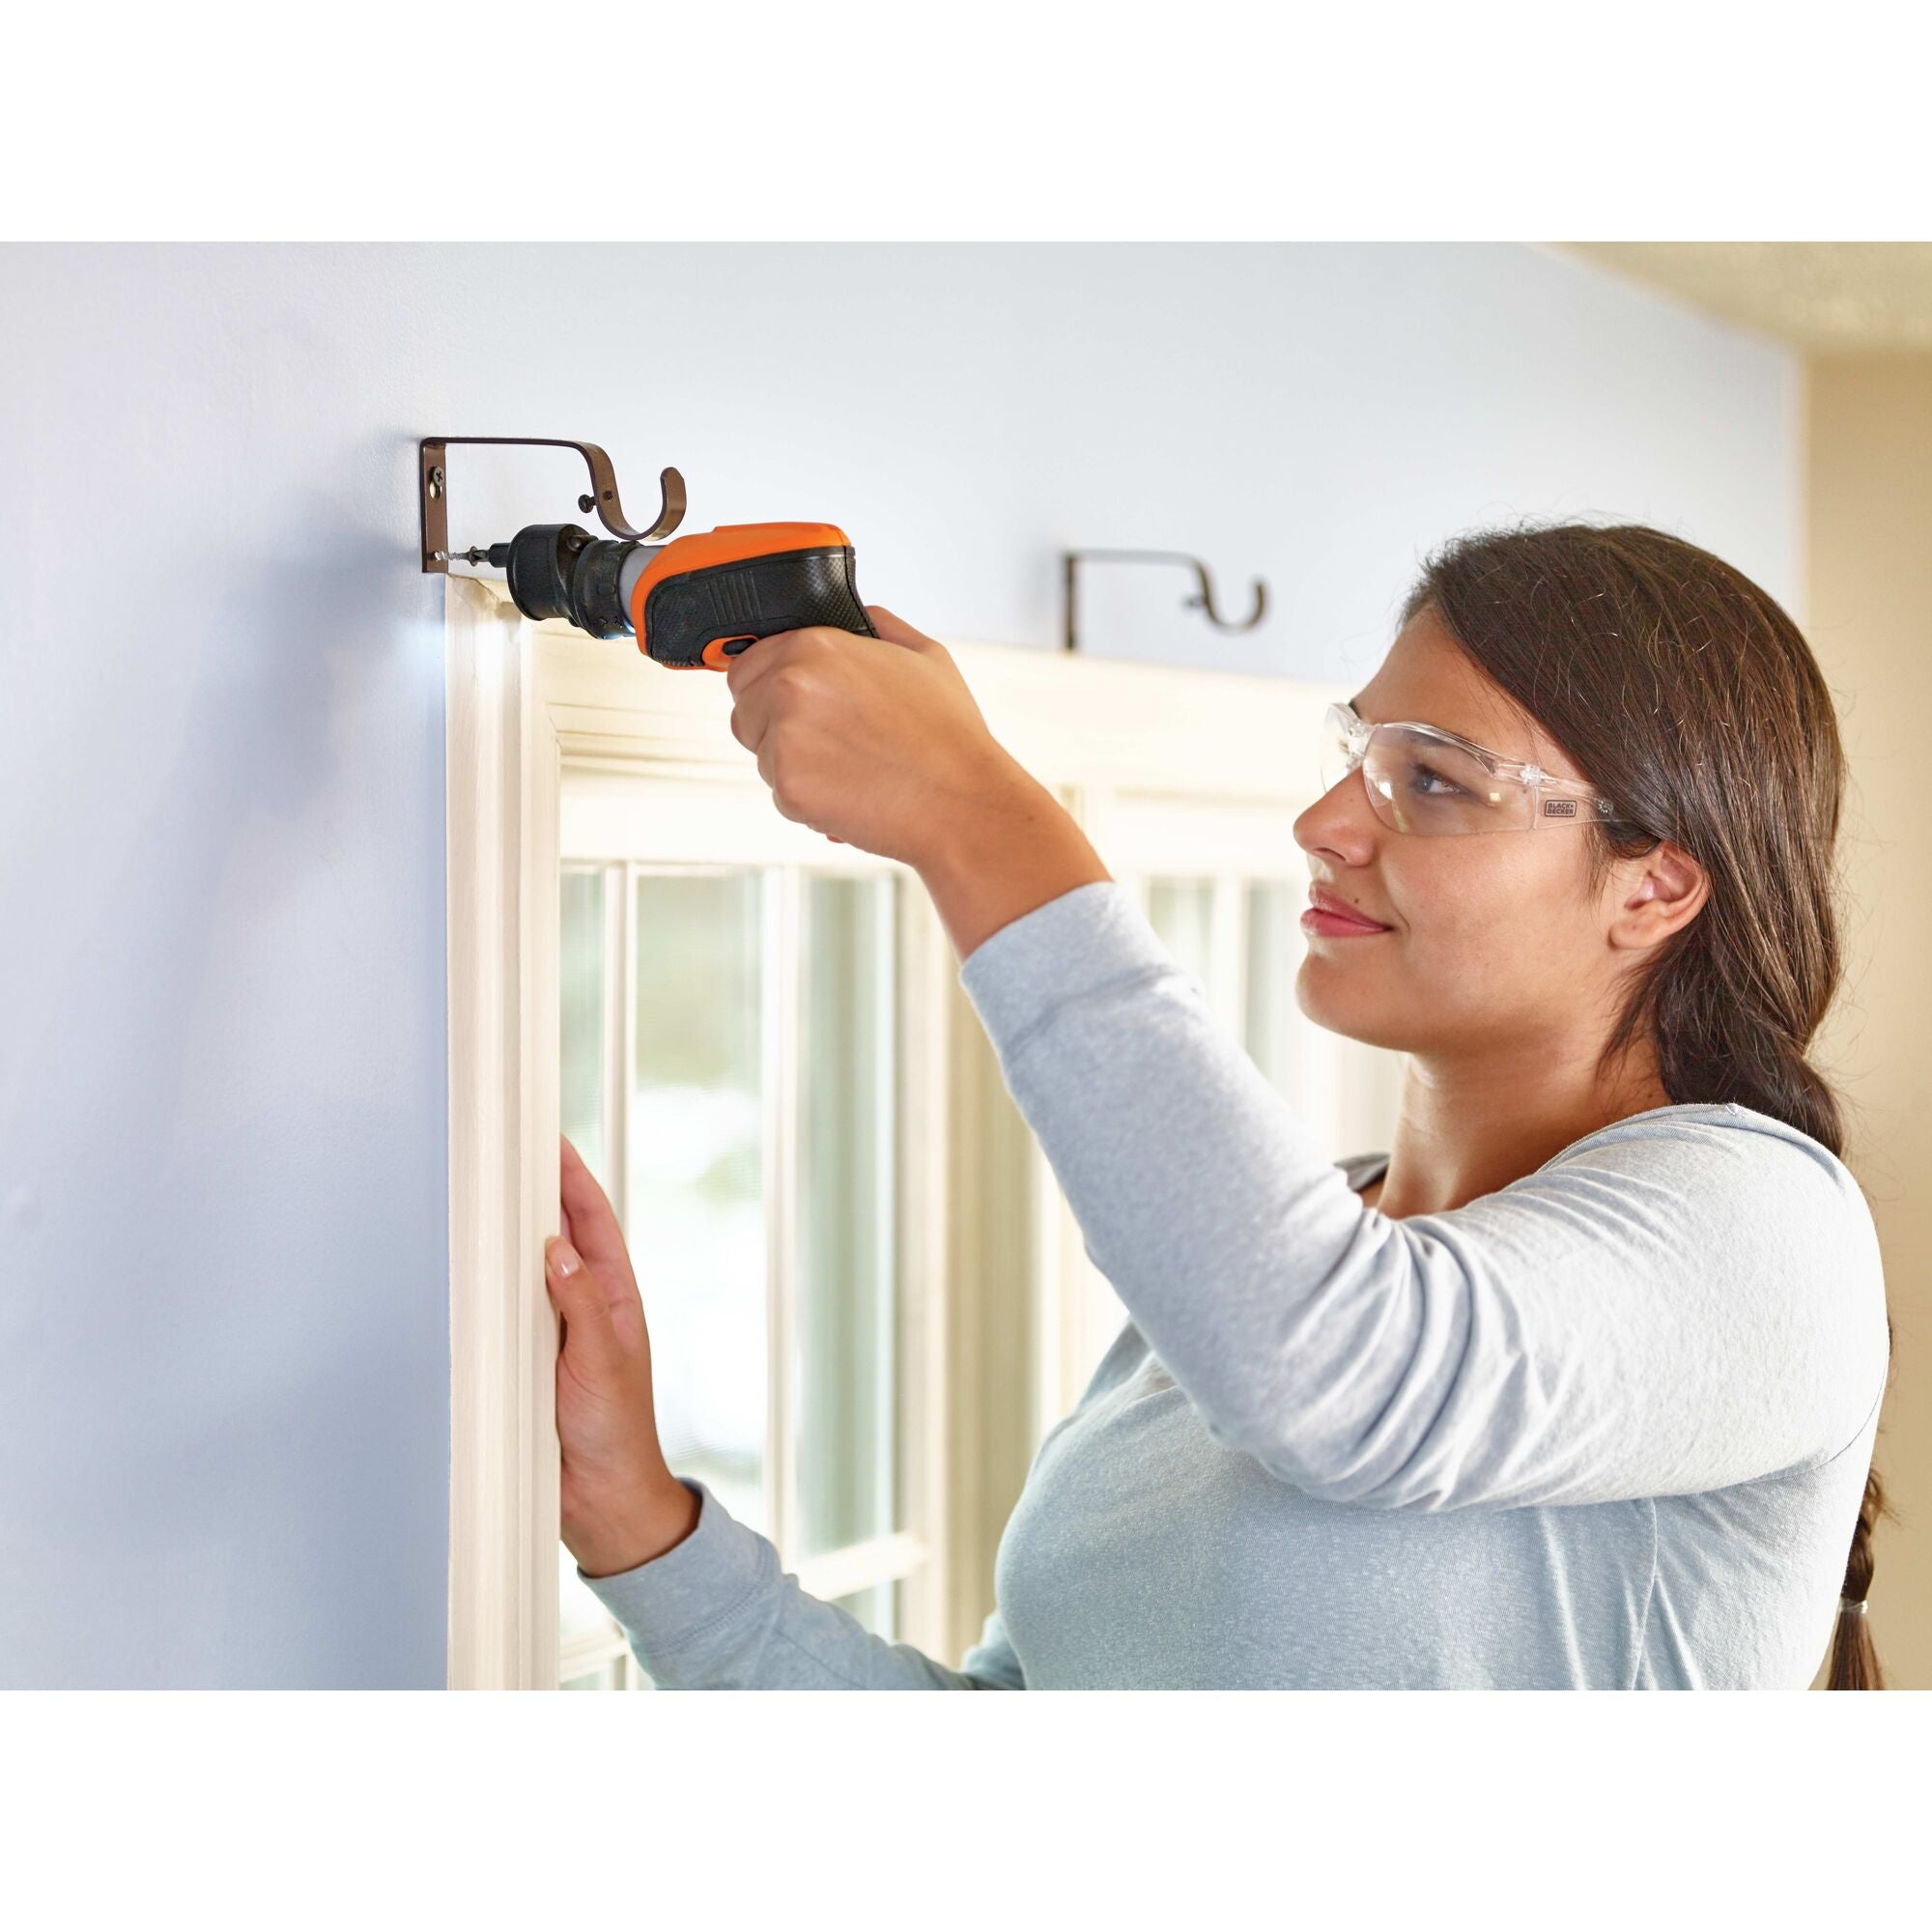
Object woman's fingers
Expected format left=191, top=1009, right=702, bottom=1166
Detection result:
left=864, top=604, right=941, bottom=651
left=543, top=1236, right=625, bottom=1380
left=558, top=1135, right=637, bottom=1293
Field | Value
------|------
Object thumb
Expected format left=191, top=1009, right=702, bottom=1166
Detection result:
left=544, top=1236, right=629, bottom=1377
left=865, top=605, right=942, bottom=652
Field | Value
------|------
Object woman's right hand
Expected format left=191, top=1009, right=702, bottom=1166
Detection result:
left=546, top=1135, right=699, bottom=1578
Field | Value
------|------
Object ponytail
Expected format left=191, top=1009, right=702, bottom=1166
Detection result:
left=1826, top=1463, right=1894, bottom=1689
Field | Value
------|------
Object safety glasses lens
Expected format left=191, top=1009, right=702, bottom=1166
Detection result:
left=1321, top=708, right=1534, bottom=834
left=1363, top=726, right=1526, bottom=834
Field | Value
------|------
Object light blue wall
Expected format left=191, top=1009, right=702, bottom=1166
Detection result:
left=0, top=243, right=1797, bottom=1687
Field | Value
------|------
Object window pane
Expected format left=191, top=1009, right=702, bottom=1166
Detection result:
left=794, top=874, right=898, bottom=1560
left=561, top=1658, right=624, bottom=1691
left=1146, top=877, right=1216, bottom=991
left=1244, top=877, right=1315, bottom=1113
left=630, top=870, right=770, bottom=1538
left=560, top=868, right=607, bottom=1183
left=833, top=1579, right=898, bottom=1644
left=559, top=1547, right=623, bottom=1646
left=561, top=870, right=618, bottom=1688
left=1244, top=876, right=1405, bottom=1162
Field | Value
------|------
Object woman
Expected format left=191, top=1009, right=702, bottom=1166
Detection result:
left=544, top=519, right=1894, bottom=1690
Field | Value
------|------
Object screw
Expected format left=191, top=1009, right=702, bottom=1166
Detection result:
left=428, top=465, right=445, bottom=499
left=578, top=494, right=596, bottom=513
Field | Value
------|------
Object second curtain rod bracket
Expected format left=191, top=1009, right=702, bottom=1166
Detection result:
left=1062, top=550, right=1269, bottom=655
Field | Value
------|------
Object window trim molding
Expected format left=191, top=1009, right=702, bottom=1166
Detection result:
left=445, top=573, right=1355, bottom=1688
left=446, top=577, right=563, bottom=1690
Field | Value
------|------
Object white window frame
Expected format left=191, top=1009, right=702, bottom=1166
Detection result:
left=444, top=573, right=1386, bottom=1689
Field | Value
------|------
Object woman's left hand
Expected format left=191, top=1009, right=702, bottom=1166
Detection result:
left=724, top=605, right=1019, bottom=869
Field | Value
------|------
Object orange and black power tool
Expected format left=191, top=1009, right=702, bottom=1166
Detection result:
left=481, top=518, right=878, bottom=668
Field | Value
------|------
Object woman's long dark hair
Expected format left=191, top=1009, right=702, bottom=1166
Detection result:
left=1401, top=519, right=1895, bottom=1689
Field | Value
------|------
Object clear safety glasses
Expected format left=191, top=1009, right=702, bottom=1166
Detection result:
left=1321, top=700, right=1621, bottom=836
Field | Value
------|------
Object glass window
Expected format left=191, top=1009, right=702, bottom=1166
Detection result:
left=560, top=1558, right=625, bottom=1646
left=1146, top=877, right=1216, bottom=992
left=1244, top=875, right=1402, bottom=1163
left=1244, top=877, right=1313, bottom=1112
left=832, top=1580, right=898, bottom=1644
left=794, top=874, right=898, bottom=1560
left=561, top=867, right=622, bottom=1681
left=554, top=855, right=923, bottom=1688
left=630, top=870, right=770, bottom=1539
left=560, top=1657, right=625, bottom=1691
left=560, top=867, right=608, bottom=1180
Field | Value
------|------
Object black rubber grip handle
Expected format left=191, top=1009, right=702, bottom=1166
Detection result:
left=640, top=545, right=877, bottom=668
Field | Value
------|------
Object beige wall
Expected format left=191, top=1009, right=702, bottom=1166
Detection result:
left=1804, top=355, right=1932, bottom=1689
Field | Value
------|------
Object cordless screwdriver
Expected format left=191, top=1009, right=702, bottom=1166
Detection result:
left=475, top=519, right=877, bottom=667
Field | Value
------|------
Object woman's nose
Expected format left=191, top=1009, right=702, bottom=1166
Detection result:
left=1293, top=770, right=1379, bottom=864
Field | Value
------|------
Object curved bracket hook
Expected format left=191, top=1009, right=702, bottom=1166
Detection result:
left=1062, top=549, right=1268, bottom=654
left=420, top=437, right=687, bottom=572
left=1181, top=558, right=1267, bottom=631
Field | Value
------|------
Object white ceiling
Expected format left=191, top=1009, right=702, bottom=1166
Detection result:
left=1550, top=242, right=1932, bottom=352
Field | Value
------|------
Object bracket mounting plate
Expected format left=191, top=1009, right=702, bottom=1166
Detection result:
left=419, top=438, right=687, bottom=573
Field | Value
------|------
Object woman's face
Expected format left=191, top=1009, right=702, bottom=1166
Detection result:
left=1292, top=607, right=1621, bottom=1060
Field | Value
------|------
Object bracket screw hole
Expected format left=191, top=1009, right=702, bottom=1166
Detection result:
left=428, top=466, right=445, bottom=499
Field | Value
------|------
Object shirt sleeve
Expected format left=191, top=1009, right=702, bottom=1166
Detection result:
left=575, top=1478, right=1024, bottom=1689
left=956, top=879, right=1892, bottom=1514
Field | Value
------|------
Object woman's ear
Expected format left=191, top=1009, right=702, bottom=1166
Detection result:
left=1606, top=838, right=1710, bottom=952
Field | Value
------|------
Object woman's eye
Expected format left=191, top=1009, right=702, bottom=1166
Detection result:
left=1409, top=763, right=1464, bottom=798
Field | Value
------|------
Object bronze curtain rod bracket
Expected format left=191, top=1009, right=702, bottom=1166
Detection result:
left=1062, top=549, right=1269, bottom=655
left=420, top=438, right=688, bottom=574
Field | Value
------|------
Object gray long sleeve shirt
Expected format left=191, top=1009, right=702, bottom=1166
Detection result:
left=579, top=880, right=1891, bottom=1689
